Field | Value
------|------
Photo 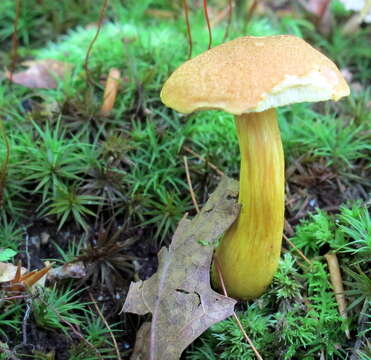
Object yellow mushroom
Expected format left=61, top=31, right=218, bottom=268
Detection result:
left=161, top=35, right=349, bottom=300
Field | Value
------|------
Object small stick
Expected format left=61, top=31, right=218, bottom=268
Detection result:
left=324, top=252, right=350, bottom=339
left=22, top=298, right=32, bottom=344
left=100, top=68, right=121, bottom=116
left=183, top=156, right=200, bottom=214
left=182, top=0, right=193, bottom=59
left=183, top=145, right=224, bottom=176
left=244, top=0, right=258, bottom=30
left=24, top=228, right=31, bottom=271
left=284, top=219, right=294, bottom=237
left=83, top=0, right=109, bottom=87
left=0, top=295, right=29, bottom=302
left=89, top=291, right=122, bottom=360
left=203, top=0, right=213, bottom=49
left=317, top=0, right=332, bottom=20
left=214, top=257, right=264, bottom=360
left=283, top=234, right=312, bottom=266
left=9, top=0, right=21, bottom=83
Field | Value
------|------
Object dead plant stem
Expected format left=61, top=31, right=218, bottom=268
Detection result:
left=324, top=252, right=350, bottom=339
left=182, top=0, right=193, bottom=59
left=214, top=257, right=263, bottom=360
left=203, top=0, right=212, bottom=49
left=183, top=145, right=224, bottom=176
left=83, top=0, right=109, bottom=87
left=9, top=0, right=20, bottom=82
left=283, top=233, right=312, bottom=266
left=22, top=298, right=32, bottom=344
left=89, top=291, right=122, bottom=360
left=183, top=156, right=200, bottom=214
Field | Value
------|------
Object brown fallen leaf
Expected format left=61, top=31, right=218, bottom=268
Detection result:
left=130, top=322, right=151, bottom=360
left=0, top=262, right=51, bottom=293
left=0, top=261, right=27, bottom=283
left=123, top=177, right=240, bottom=360
left=6, top=59, right=73, bottom=89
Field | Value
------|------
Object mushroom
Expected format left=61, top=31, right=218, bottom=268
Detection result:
left=160, top=35, right=349, bottom=300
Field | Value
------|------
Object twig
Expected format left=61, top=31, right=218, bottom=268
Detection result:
left=23, top=227, right=31, bottom=271
left=182, top=0, right=193, bottom=59
left=9, top=0, right=21, bottom=83
left=283, top=234, right=312, bottom=266
left=324, top=252, right=350, bottom=339
left=214, top=257, right=264, bottom=360
left=22, top=298, right=32, bottom=344
left=83, top=0, right=109, bottom=87
left=60, top=317, right=103, bottom=359
left=284, top=219, right=294, bottom=237
left=203, top=0, right=212, bottom=49
left=183, top=145, right=224, bottom=176
left=244, top=0, right=258, bottom=30
left=316, top=0, right=331, bottom=26
left=183, top=156, right=200, bottom=214
left=89, top=291, right=122, bottom=360
left=0, top=295, right=29, bottom=302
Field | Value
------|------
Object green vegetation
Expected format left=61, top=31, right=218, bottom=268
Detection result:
left=0, top=303, right=24, bottom=339
left=188, top=203, right=370, bottom=359
left=0, top=214, right=23, bottom=250
left=280, top=103, right=370, bottom=171
left=68, top=314, right=121, bottom=360
left=32, top=286, right=87, bottom=334
left=0, top=0, right=369, bottom=358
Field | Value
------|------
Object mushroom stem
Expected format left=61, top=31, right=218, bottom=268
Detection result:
left=212, top=108, right=285, bottom=299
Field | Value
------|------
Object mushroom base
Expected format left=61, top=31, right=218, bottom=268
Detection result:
left=212, top=108, right=285, bottom=300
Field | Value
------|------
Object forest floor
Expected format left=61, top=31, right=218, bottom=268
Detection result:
left=0, top=1, right=370, bottom=359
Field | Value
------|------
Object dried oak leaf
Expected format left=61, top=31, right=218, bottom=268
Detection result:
left=123, top=177, right=240, bottom=360
left=0, top=262, right=51, bottom=293
left=0, top=262, right=27, bottom=283
left=6, top=59, right=73, bottom=89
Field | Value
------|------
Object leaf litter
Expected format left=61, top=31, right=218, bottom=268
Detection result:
left=123, top=176, right=240, bottom=360
left=6, top=59, right=72, bottom=89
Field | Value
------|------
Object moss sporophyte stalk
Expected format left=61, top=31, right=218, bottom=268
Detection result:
left=161, top=35, right=349, bottom=300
